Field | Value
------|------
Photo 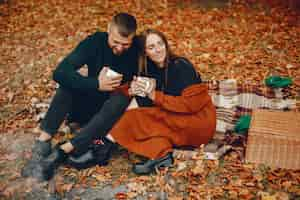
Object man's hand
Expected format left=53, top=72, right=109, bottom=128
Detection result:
left=77, top=67, right=88, bottom=77
left=98, top=67, right=123, bottom=91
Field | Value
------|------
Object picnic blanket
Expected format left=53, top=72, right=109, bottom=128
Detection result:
left=205, top=79, right=297, bottom=133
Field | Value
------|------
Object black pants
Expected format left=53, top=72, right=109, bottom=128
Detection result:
left=40, top=87, right=130, bottom=151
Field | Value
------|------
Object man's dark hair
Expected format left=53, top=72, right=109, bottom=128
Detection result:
left=111, top=13, right=137, bottom=37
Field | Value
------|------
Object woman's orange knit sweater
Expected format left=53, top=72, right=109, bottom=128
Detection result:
left=111, top=58, right=216, bottom=159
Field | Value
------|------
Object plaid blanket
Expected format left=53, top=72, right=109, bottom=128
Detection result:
left=205, top=79, right=297, bottom=133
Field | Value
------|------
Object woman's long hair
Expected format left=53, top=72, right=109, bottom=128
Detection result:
left=137, top=29, right=177, bottom=87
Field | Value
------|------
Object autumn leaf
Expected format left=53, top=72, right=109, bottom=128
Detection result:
left=1, top=0, right=300, bottom=199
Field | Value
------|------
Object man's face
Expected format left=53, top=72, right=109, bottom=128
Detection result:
left=108, top=25, right=134, bottom=56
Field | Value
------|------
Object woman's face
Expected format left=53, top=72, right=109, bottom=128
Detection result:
left=145, top=33, right=167, bottom=68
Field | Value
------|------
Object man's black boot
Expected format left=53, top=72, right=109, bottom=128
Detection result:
left=93, top=137, right=115, bottom=166
left=21, top=140, right=51, bottom=178
left=33, top=146, right=68, bottom=181
left=132, top=153, right=174, bottom=175
left=31, top=140, right=52, bottom=161
left=66, top=137, right=115, bottom=169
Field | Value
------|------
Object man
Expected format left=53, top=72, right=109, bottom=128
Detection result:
left=22, top=13, right=138, bottom=181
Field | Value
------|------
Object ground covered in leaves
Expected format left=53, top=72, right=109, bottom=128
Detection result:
left=0, top=0, right=300, bottom=199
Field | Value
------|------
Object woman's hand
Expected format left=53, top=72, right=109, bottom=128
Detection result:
left=147, top=86, right=155, bottom=100
left=129, top=76, right=146, bottom=96
left=129, top=76, right=156, bottom=99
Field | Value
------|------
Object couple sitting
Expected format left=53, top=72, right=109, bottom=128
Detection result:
left=22, top=13, right=216, bottom=181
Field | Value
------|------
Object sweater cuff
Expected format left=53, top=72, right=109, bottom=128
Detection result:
left=153, top=91, right=164, bottom=106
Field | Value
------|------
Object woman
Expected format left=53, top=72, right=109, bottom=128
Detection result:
left=107, top=29, right=216, bottom=174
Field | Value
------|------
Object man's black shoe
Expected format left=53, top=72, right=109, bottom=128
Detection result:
left=66, top=138, right=115, bottom=170
left=31, top=140, right=52, bottom=161
left=66, top=122, right=81, bottom=134
left=132, top=153, right=174, bottom=175
left=93, top=137, right=115, bottom=165
left=66, top=149, right=95, bottom=169
left=33, top=146, right=68, bottom=181
left=21, top=140, right=51, bottom=178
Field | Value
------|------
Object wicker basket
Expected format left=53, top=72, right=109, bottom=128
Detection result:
left=245, top=109, right=300, bottom=169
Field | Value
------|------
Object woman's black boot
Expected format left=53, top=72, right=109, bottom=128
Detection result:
left=33, top=146, right=68, bottom=181
left=132, top=153, right=174, bottom=175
